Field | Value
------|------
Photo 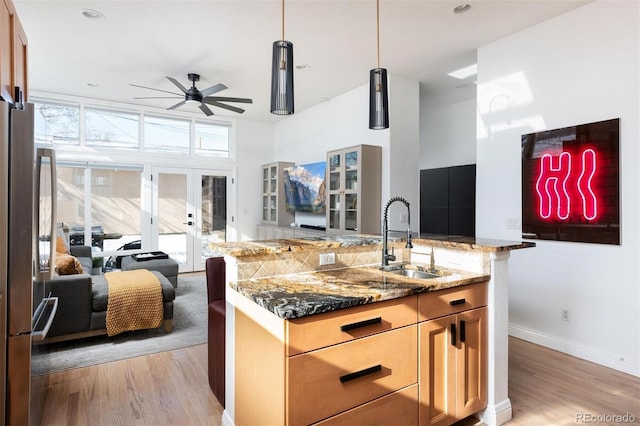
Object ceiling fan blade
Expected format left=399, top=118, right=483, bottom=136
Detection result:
left=133, top=96, right=181, bottom=100
left=204, top=96, right=253, bottom=104
left=130, top=83, right=182, bottom=96
left=167, top=100, right=186, bottom=110
left=199, top=103, right=214, bottom=116
left=200, top=83, right=228, bottom=97
left=166, top=76, right=189, bottom=94
left=203, top=100, right=245, bottom=114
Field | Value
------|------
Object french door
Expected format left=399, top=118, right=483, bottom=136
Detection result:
left=151, top=167, right=234, bottom=272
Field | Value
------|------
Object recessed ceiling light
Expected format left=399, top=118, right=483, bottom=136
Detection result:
left=447, top=63, right=477, bottom=80
left=82, top=9, right=105, bottom=20
left=86, top=82, right=99, bottom=87
left=295, top=64, right=310, bottom=70
left=320, top=97, right=330, bottom=102
left=453, top=4, right=471, bottom=14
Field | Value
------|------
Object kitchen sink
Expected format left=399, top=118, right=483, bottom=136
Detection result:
left=389, top=269, right=439, bottom=279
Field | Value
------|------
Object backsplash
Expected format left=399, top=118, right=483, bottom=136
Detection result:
left=236, top=242, right=410, bottom=280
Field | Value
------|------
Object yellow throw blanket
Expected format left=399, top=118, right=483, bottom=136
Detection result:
left=105, top=269, right=163, bottom=336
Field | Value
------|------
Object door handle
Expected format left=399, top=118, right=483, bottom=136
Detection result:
left=182, top=221, right=194, bottom=226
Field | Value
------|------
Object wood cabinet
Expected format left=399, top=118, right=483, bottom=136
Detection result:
left=235, top=295, right=419, bottom=426
left=0, top=0, right=28, bottom=103
left=234, top=282, right=487, bottom=426
left=262, top=161, right=294, bottom=227
left=326, top=145, right=381, bottom=235
left=418, top=283, right=488, bottom=426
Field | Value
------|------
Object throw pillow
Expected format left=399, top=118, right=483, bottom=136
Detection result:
left=56, top=254, right=84, bottom=275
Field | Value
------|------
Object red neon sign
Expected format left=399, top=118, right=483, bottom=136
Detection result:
left=535, top=148, right=598, bottom=221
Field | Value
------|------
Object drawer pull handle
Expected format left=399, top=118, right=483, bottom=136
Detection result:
left=340, top=317, right=382, bottom=332
left=339, top=364, right=382, bottom=383
left=449, top=298, right=466, bottom=306
left=460, top=320, right=466, bottom=343
left=451, top=323, right=457, bottom=346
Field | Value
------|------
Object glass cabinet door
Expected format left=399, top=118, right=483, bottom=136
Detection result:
left=327, top=152, right=343, bottom=231
left=327, top=147, right=361, bottom=233
left=344, top=149, right=359, bottom=231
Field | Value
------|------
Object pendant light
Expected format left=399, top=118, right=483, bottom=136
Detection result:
left=270, top=0, right=294, bottom=115
left=369, top=0, right=389, bottom=129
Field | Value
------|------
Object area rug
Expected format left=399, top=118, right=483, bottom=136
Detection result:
left=32, top=273, right=207, bottom=375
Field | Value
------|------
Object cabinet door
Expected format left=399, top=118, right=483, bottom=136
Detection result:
left=343, top=147, right=359, bottom=232
left=419, top=317, right=456, bottom=426
left=326, top=147, right=361, bottom=233
left=456, top=307, right=487, bottom=420
left=11, top=11, right=27, bottom=101
left=0, top=0, right=12, bottom=102
left=327, top=150, right=344, bottom=232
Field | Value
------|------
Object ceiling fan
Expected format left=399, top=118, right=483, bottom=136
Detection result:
left=130, top=73, right=253, bottom=116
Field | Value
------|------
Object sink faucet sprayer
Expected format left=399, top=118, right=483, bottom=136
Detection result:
left=382, top=197, right=413, bottom=267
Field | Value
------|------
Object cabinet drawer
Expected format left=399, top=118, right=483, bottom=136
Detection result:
left=313, top=384, right=418, bottom=426
left=418, top=282, right=487, bottom=321
left=287, top=325, right=418, bottom=426
left=286, top=296, right=418, bottom=356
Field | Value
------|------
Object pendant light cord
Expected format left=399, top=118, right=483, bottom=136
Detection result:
left=376, top=0, right=380, bottom=68
left=282, top=0, right=285, bottom=40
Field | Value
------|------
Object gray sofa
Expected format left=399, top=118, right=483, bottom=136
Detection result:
left=42, top=245, right=176, bottom=343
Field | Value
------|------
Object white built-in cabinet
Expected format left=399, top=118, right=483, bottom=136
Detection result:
left=261, top=161, right=294, bottom=227
left=326, top=144, right=381, bottom=234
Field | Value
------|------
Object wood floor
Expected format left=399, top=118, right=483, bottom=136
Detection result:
left=39, top=337, right=639, bottom=425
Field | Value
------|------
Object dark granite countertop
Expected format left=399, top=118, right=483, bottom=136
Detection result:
left=211, top=234, right=534, bottom=257
left=230, top=264, right=489, bottom=320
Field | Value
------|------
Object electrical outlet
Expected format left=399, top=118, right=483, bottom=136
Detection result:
left=319, top=253, right=336, bottom=266
left=506, top=218, right=521, bottom=229
left=561, top=309, right=570, bottom=322
left=400, top=213, right=408, bottom=223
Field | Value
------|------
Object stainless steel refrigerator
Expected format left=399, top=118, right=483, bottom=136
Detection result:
left=1, top=100, right=58, bottom=425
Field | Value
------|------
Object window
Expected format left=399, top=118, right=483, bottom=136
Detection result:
left=144, top=115, right=190, bottom=153
left=85, top=107, right=139, bottom=150
left=57, top=164, right=142, bottom=258
left=195, top=121, right=230, bottom=158
left=32, top=99, right=233, bottom=158
left=34, top=102, right=80, bottom=146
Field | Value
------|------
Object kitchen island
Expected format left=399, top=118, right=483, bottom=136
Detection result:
left=211, top=235, right=534, bottom=426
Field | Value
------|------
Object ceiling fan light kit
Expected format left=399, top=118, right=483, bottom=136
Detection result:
left=270, top=0, right=295, bottom=115
left=369, top=0, right=389, bottom=130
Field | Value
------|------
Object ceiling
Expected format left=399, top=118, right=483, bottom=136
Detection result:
left=14, top=0, right=590, bottom=123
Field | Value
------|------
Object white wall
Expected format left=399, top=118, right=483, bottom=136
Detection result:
left=236, top=118, right=274, bottom=240
left=274, top=75, right=420, bottom=233
left=419, top=95, right=477, bottom=169
left=476, top=0, right=639, bottom=376
left=389, top=75, right=420, bottom=233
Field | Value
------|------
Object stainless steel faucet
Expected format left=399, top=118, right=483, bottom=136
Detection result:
left=382, top=197, right=413, bottom=267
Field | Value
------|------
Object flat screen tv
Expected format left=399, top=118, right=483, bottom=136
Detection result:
left=521, top=118, right=619, bottom=245
left=283, top=162, right=326, bottom=214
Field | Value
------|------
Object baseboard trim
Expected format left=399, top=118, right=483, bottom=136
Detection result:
left=479, top=398, right=512, bottom=426
left=221, top=409, right=234, bottom=426
left=509, top=324, right=639, bottom=377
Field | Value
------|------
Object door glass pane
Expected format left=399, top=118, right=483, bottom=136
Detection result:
left=90, top=168, right=142, bottom=256
left=201, top=175, right=227, bottom=261
left=329, top=194, right=340, bottom=230
left=57, top=165, right=85, bottom=243
left=158, top=173, right=187, bottom=264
